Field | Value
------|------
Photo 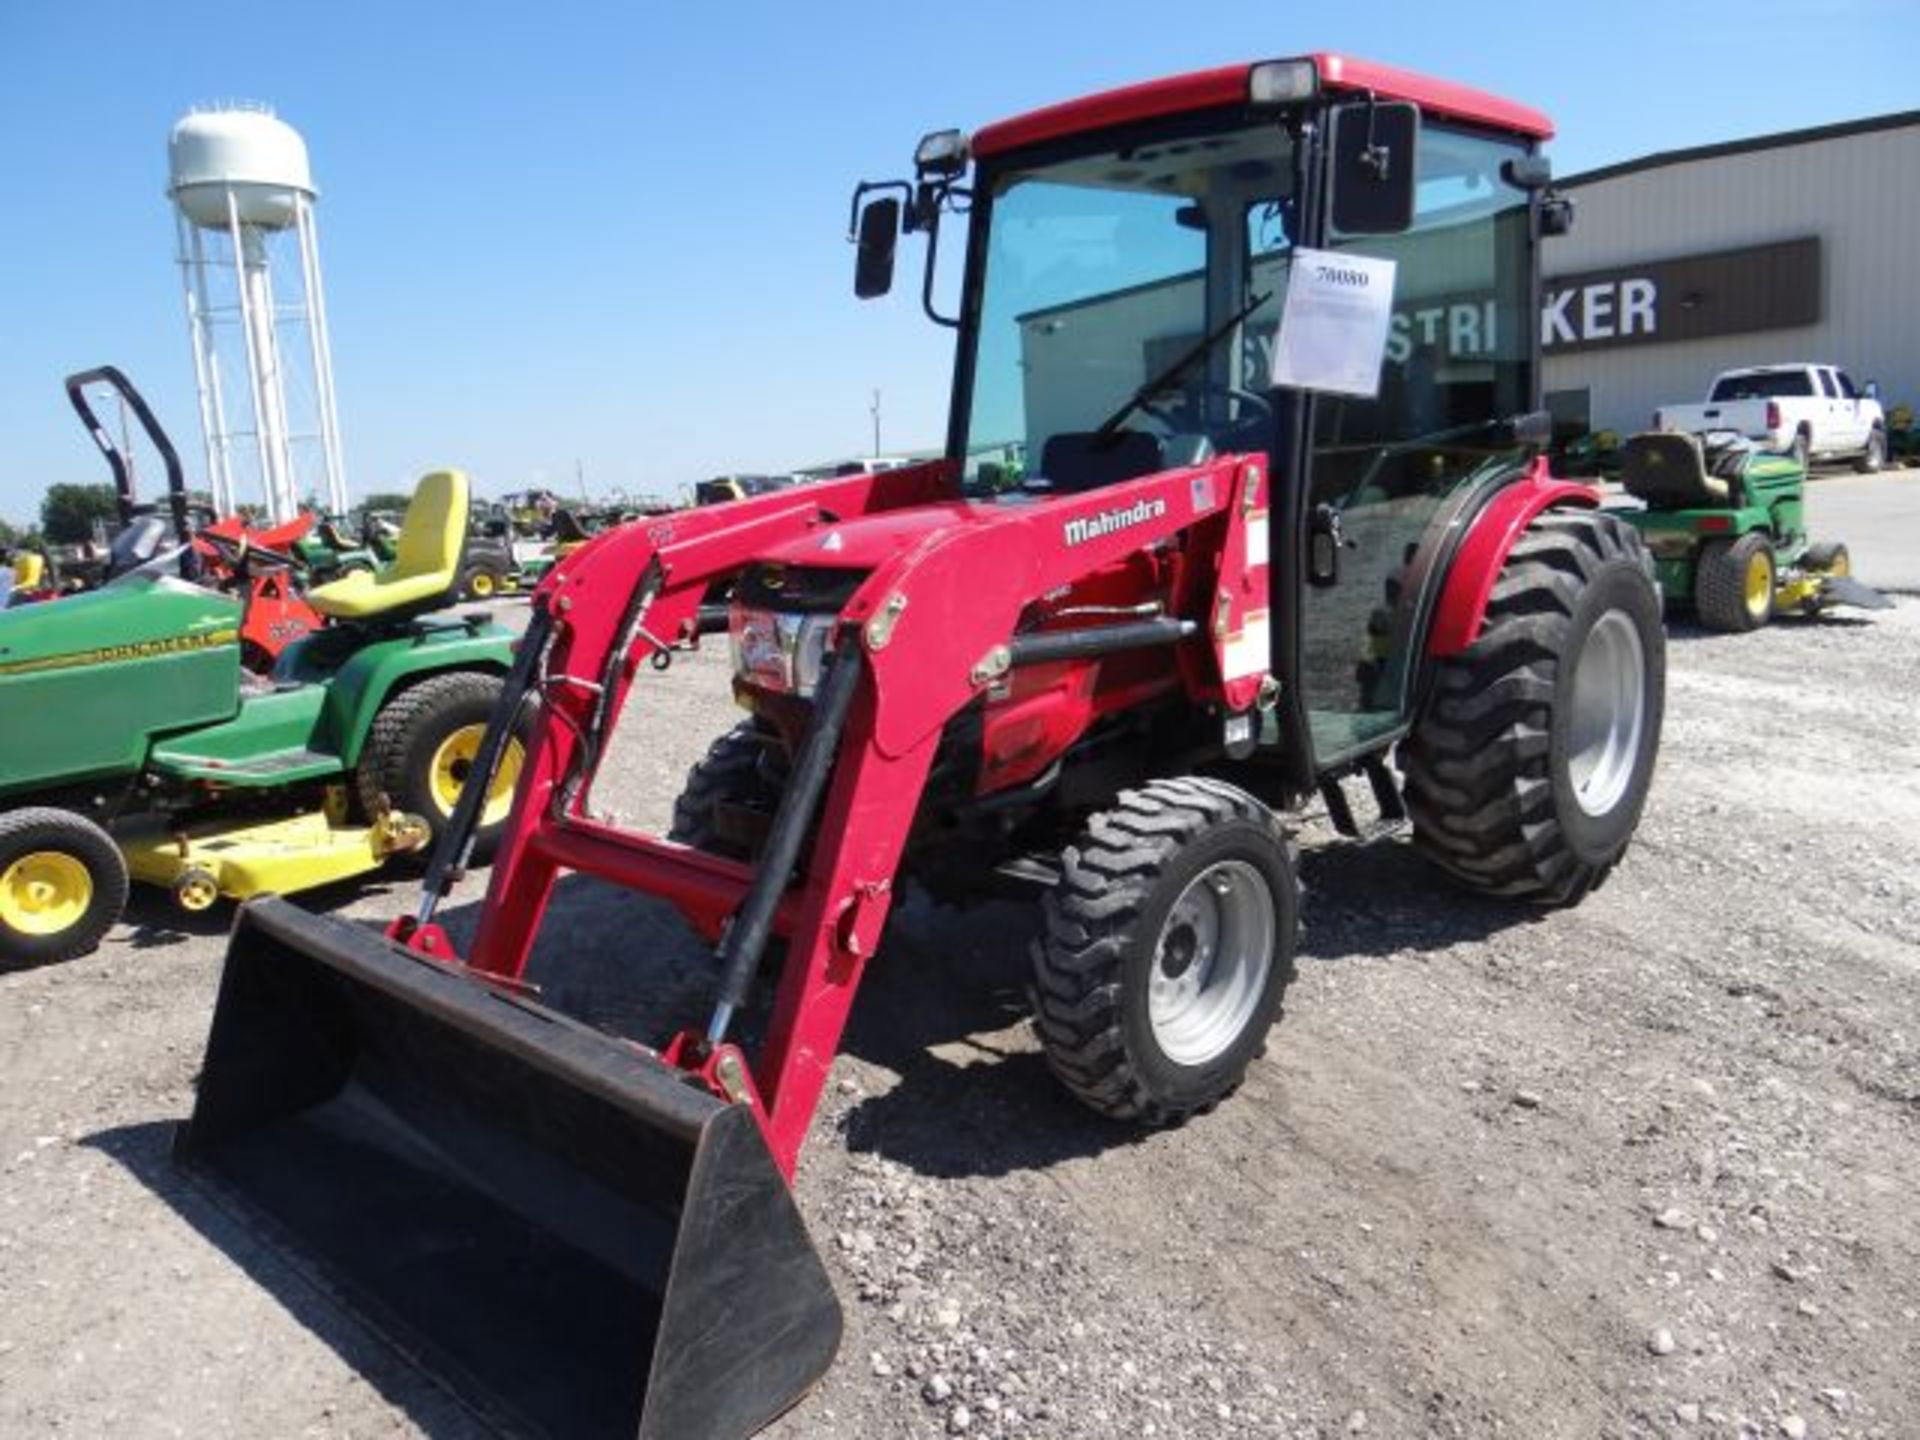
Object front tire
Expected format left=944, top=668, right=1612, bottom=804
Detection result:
left=356, top=672, right=528, bottom=863
left=1400, top=510, right=1664, bottom=906
left=0, top=808, right=129, bottom=966
left=1030, top=778, right=1298, bottom=1124
left=668, top=723, right=780, bottom=859
left=1696, top=531, right=1776, bottom=632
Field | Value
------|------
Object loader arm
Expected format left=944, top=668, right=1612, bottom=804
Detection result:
left=454, top=452, right=1269, bottom=1178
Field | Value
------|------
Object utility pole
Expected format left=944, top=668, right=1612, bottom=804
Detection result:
left=869, top=389, right=881, bottom=458
left=575, top=457, right=591, bottom=502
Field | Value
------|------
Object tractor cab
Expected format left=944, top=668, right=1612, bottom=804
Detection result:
left=850, top=54, right=1569, bottom=783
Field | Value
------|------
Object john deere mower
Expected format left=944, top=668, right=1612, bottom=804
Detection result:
left=0, top=466, right=526, bottom=966
left=1618, top=430, right=1890, bottom=632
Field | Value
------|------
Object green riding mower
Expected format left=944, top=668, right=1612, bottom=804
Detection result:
left=0, top=468, right=528, bottom=966
left=1617, top=430, right=1891, bottom=632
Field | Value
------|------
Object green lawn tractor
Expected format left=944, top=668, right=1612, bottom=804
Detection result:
left=0, top=468, right=528, bottom=966
left=1618, top=430, right=1890, bottom=632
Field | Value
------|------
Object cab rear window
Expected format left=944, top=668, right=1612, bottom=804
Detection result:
left=1710, top=371, right=1812, bottom=400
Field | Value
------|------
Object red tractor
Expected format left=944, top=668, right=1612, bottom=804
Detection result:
left=180, top=54, right=1663, bottom=1440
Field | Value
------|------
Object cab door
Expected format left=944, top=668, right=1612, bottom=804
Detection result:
left=1286, top=125, right=1539, bottom=770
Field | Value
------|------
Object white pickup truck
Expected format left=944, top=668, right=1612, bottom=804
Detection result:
left=1655, top=364, right=1887, bottom=472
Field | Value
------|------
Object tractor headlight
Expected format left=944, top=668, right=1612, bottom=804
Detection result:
left=730, top=609, right=839, bottom=696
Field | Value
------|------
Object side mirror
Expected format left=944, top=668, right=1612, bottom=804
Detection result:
left=1539, top=193, right=1576, bottom=237
left=854, top=197, right=901, bottom=300
left=1864, top=379, right=1880, bottom=401
left=1330, top=102, right=1418, bottom=235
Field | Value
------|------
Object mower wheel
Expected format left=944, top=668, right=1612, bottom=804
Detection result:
left=1697, top=532, right=1776, bottom=633
left=1805, top=540, right=1851, bottom=576
left=1400, top=510, right=1664, bottom=906
left=357, top=671, right=528, bottom=864
left=1030, top=777, right=1298, bottom=1125
left=1854, top=428, right=1886, bottom=474
left=668, top=723, right=778, bottom=860
left=0, top=807, right=129, bottom=967
left=459, top=559, right=510, bottom=602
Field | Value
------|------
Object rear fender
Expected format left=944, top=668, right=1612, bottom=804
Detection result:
left=318, top=623, right=514, bottom=765
left=1426, top=459, right=1598, bottom=657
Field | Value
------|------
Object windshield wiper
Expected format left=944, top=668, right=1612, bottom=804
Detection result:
left=1092, top=289, right=1271, bottom=442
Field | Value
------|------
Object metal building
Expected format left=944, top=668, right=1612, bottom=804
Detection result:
left=1540, top=111, right=1920, bottom=438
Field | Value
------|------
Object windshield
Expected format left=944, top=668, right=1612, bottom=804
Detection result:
left=1711, top=370, right=1813, bottom=401
left=959, top=120, right=1296, bottom=493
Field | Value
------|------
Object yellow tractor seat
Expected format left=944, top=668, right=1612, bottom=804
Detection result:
left=310, top=470, right=469, bottom=621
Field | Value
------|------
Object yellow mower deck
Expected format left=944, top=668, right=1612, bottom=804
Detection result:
left=120, top=807, right=430, bottom=910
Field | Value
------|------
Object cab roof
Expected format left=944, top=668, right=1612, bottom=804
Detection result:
left=970, top=53, right=1554, bottom=159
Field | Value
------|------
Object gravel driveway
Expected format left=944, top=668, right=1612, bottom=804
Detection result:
left=2, top=482, right=1916, bottom=1440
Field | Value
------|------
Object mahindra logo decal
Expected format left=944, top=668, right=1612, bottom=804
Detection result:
left=1063, top=498, right=1167, bottom=547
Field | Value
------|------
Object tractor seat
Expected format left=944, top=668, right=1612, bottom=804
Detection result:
left=1039, top=431, right=1167, bottom=495
left=316, top=518, right=356, bottom=550
left=1619, top=432, right=1741, bottom=510
left=308, top=470, right=469, bottom=620
left=550, top=507, right=590, bottom=545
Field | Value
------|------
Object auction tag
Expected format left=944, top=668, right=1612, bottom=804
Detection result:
left=1269, top=248, right=1398, bottom=398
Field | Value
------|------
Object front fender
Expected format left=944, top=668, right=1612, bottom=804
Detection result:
left=1426, top=458, right=1599, bottom=657
left=311, top=622, right=514, bottom=766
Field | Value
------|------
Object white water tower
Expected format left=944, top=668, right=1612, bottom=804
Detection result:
left=168, top=104, right=347, bottom=522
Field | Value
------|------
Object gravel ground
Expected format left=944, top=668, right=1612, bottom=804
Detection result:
left=3, top=479, right=1917, bottom=1439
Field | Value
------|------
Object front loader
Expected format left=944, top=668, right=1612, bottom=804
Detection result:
left=181, top=54, right=1667, bottom=1439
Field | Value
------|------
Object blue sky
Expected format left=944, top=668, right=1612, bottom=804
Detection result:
left=2, top=0, right=1913, bottom=523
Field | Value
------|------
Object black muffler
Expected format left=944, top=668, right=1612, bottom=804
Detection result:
left=176, top=897, right=841, bottom=1439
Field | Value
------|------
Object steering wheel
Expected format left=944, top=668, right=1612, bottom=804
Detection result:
left=1141, top=382, right=1274, bottom=449
left=200, top=530, right=299, bottom=573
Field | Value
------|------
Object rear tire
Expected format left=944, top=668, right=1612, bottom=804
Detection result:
left=1400, top=510, right=1664, bottom=906
left=356, top=671, right=526, bottom=863
left=1854, top=427, right=1886, bottom=474
left=0, top=807, right=128, bottom=966
left=1696, top=531, right=1775, bottom=632
left=1030, top=778, right=1298, bottom=1124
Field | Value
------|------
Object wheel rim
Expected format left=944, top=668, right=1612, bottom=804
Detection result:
left=1828, top=548, right=1851, bottom=578
left=427, top=724, right=526, bottom=825
left=1148, top=859, right=1275, bottom=1067
left=0, top=850, right=93, bottom=936
left=1566, top=610, right=1647, bottom=818
left=1743, top=548, right=1774, bottom=617
left=470, top=572, right=495, bottom=597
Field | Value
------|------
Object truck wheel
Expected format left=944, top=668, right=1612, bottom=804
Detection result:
left=1854, top=428, right=1886, bottom=474
left=668, top=723, right=778, bottom=860
left=1400, top=511, right=1663, bottom=906
left=0, top=808, right=129, bottom=966
left=1696, top=532, right=1775, bottom=632
left=1789, top=429, right=1811, bottom=469
left=357, top=672, right=528, bottom=863
left=1030, top=778, right=1298, bottom=1125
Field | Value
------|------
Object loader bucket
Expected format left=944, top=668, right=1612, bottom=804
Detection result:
left=175, top=897, right=842, bottom=1440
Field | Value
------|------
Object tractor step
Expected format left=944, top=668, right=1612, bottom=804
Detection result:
left=1318, top=755, right=1408, bottom=840
left=147, top=746, right=341, bottom=785
left=118, top=808, right=429, bottom=907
